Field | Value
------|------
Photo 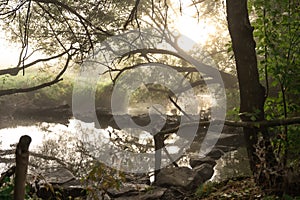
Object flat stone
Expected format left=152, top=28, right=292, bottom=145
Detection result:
left=36, top=179, right=86, bottom=199
left=107, top=183, right=150, bottom=198
left=155, top=167, right=203, bottom=191
left=34, top=168, right=86, bottom=199
left=115, top=187, right=167, bottom=200
left=41, top=168, right=75, bottom=184
left=190, top=157, right=217, bottom=168
left=193, top=163, right=214, bottom=182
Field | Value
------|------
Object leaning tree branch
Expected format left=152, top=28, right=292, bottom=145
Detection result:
left=110, top=61, right=202, bottom=83
left=144, top=79, right=206, bottom=97
left=160, top=117, right=300, bottom=135
left=0, top=48, right=73, bottom=76
left=110, top=61, right=225, bottom=95
left=0, top=54, right=72, bottom=97
left=118, top=48, right=236, bottom=81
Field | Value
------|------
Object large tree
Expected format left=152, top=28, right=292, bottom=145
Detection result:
left=1, top=0, right=299, bottom=195
left=226, top=0, right=300, bottom=193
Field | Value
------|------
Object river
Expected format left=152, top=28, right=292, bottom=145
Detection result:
left=0, top=119, right=251, bottom=181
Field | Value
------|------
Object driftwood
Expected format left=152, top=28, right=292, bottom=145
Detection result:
left=14, top=135, right=32, bottom=200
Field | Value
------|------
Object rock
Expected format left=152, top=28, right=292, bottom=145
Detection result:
left=207, top=149, right=224, bottom=159
left=160, top=188, right=191, bottom=200
left=107, top=183, right=150, bottom=198
left=124, top=173, right=150, bottom=185
left=193, top=163, right=214, bottom=182
left=155, top=167, right=203, bottom=191
left=115, top=187, right=167, bottom=200
left=37, top=179, right=86, bottom=199
left=34, top=168, right=86, bottom=199
left=41, top=168, right=75, bottom=184
left=190, top=157, right=217, bottom=168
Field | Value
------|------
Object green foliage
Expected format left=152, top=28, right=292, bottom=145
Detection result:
left=227, top=107, right=239, bottom=121
left=0, top=176, right=34, bottom=200
left=239, top=109, right=262, bottom=121
left=252, top=0, right=300, bottom=115
left=0, top=176, right=13, bottom=199
left=1, top=0, right=136, bottom=58
left=83, top=161, right=126, bottom=200
left=0, top=72, right=116, bottom=109
left=225, top=88, right=240, bottom=120
left=251, top=0, right=300, bottom=168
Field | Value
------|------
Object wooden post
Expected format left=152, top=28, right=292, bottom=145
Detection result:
left=14, top=135, right=31, bottom=200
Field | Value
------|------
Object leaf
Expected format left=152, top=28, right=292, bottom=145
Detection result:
left=250, top=115, right=257, bottom=121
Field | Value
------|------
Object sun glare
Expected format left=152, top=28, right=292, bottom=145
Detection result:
left=175, top=15, right=216, bottom=45
left=0, top=35, right=20, bottom=68
left=170, top=1, right=217, bottom=51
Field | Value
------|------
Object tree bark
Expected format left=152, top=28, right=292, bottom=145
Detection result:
left=226, top=0, right=265, bottom=173
left=14, top=135, right=32, bottom=200
left=226, top=0, right=279, bottom=188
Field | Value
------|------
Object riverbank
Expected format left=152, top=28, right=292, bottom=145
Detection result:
left=2, top=98, right=296, bottom=199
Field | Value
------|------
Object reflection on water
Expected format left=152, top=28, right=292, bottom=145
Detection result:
left=0, top=120, right=81, bottom=173
left=0, top=122, right=70, bottom=150
left=0, top=119, right=251, bottom=181
left=210, top=147, right=252, bottom=182
left=0, top=119, right=161, bottom=173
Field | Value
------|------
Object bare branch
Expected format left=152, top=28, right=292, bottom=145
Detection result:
left=117, top=48, right=236, bottom=83
left=0, top=1, right=27, bottom=18
left=29, top=152, right=69, bottom=167
left=169, top=96, right=193, bottom=120
left=33, top=0, right=112, bottom=36
left=21, top=0, right=32, bottom=75
left=124, top=0, right=140, bottom=29
left=0, top=149, right=71, bottom=170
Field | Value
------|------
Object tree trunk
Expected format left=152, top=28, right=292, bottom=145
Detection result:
left=226, top=1, right=278, bottom=189
left=226, top=0, right=265, bottom=173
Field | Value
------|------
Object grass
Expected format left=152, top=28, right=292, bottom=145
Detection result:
left=0, top=72, right=113, bottom=108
